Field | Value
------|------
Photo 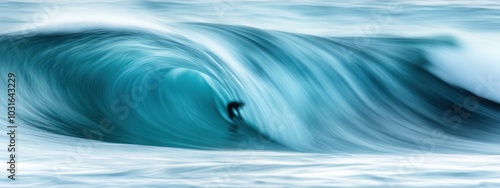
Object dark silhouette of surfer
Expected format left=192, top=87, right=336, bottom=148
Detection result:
left=227, top=101, right=244, bottom=120
left=227, top=101, right=244, bottom=134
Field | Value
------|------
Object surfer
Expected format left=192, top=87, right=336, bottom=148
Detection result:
left=227, top=101, right=244, bottom=134
left=227, top=101, right=244, bottom=120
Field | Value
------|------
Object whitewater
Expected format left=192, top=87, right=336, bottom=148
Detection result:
left=1, top=0, right=500, bottom=187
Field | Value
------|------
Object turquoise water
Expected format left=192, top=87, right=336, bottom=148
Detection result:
left=1, top=0, right=500, bottom=187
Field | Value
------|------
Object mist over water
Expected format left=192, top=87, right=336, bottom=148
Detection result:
left=1, top=0, right=500, bottom=187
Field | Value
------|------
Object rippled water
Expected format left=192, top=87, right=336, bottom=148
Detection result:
left=1, top=0, right=500, bottom=187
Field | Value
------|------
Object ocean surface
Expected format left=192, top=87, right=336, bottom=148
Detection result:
left=1, top=0, right=500, bottom=187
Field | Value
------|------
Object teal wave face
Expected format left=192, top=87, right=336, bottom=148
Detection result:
left=1, top=24, right=500, bottom=153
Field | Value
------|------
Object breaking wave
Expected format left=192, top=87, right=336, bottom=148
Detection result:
left=1, top=23, right=500, bottom=153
